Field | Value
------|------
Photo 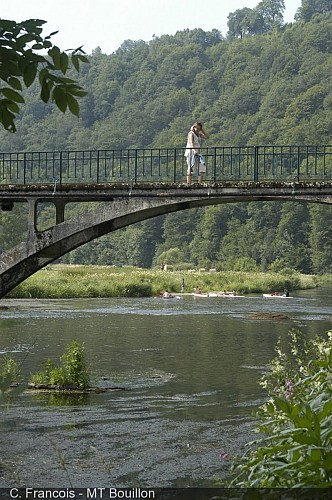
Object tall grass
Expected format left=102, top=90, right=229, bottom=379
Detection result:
left=6, top=265, right=321, bottom=299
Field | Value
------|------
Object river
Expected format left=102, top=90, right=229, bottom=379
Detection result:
left=0, top=287, right=331, bottom=488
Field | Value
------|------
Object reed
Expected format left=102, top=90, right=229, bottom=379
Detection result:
left=7, top=265, right=321, bottom=299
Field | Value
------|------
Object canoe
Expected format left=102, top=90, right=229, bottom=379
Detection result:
left=209, top=291, right=244, bottom=297
left=263, top=293, right=293, bottom=298
left=193, top=292, right=244, bottom=298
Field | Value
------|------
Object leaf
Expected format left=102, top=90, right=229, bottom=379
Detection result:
left=308, top=447, right=322, bottom=462
left=322, top=451, right=332, bottom=470
left=0, top=88, right=25, bottom=103
left=48, top=46, right=61, bottom=69
left=0, top=103, right=16, bottom=132
left=43, top=40, right=53, bottom=49
left=289, top=432, right=318, bottom=446
left=71, top=54, right=80, bottom=72
left=23, top=63, right=38, bottom=87
left=40, top=80, right=51, bottom=103
left=77, top=54, right=89, bottom=64
left=0, top=20, right=17, bottom=31
left=293, top=414, right=313, bottom=429
left=6, top=101, right=20, bottom=113
left=17, top=33, right=38, bottom=45
left=45, top=31, right=59, bottom=39
left=319, top=398, right=332, bottom=420
left=66, top=93, right=80, bottom=116
left=7, top=77, right=22, bottom=91
left=21, top=19, right=47, bottom=32
left=60, top=52, right=69, bottom=74
left=65, top=86, right=87, bottom=97
left=0, top=47, right=19, bottom=61
left=52, top=86, right=67, bottom=112
left=31, top=43, right=44, bottom=50
left=274, top=396, right=291, bottom=415
left=38, top=67, right=48, bottom=85
left=1, top=59, right=21, bottom=77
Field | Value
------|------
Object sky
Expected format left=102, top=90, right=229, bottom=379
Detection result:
left=1, top=0, right=302, bottom=55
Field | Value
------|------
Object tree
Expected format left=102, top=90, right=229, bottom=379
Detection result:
left=256, top=0, right=285, bottom=30
left=274, top=202, right=311, bottom=272
left=295, top=0, right=332, bottom=21
left=0, top=18, right=88, bottom=132
left=227, top=8, right=256, bottom=38
left=310, top=204, right=332, bottom=273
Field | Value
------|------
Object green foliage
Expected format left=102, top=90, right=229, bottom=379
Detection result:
left=156, top=247, right=185, bottom=266
left=228, top=330, right=332, bottom=487
left=310, top=204, right=332, bottom=273
left=1, top=12, right=332, bottom=273
left=296, top=0, right=332, bottom=22
left=0, top=356, right=20, bottom=380
left=30, top=341, right=90, bottom=389
left=222, top=256, right=259, bottom=272
left=0, top=18, right=88, bottom=132
left=0, top=356, right=23, bottom=401
left=7, top=264, right=317, bottom=298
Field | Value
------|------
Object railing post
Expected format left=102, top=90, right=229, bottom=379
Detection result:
left=59, top=151, right=62, bottom=185
left=297, top=146, right=300, bottom=182
left=213, top=147, right=217, bottom=182
left=173, top=148, right=177, bottom=183
left=254, top=146, right=259, bottom=182
left=97, top=150, right=100, bottom=183
left=23, top=152, right=26, bottom=184
left=134, top=149, right=138, bottom=183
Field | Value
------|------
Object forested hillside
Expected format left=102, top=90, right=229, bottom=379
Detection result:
left=1, top=1, right=332, bottom=273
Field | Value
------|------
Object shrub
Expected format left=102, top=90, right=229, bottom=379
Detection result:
left=228, top=329, right=332, bottom=487
left=30, top=341, right=90, bottom=390
left=0, top=356, right=23, bottom=401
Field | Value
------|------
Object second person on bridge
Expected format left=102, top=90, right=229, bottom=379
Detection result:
left=185, top=122, right=209, bottom=185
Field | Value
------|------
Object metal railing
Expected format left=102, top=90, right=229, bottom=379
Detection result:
left=0, top=145, right=331, bottom=185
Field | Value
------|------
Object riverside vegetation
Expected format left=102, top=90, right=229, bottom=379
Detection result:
left=224, top=329, right=332, bottom=488
left=5, top=264, right=324, bottom=299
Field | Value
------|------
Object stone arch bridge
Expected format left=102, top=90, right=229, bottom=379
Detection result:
left=0, top=145, right=331, bottom=298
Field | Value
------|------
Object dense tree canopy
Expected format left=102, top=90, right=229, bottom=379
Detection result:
left=295, top=0, right=332, bottom=21
left=0, top=6, right=332, bottom=274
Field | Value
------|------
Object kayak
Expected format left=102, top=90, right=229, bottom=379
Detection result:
left=193, top=292, right=244, bottom=298
left=162, top=294, right=181, bottom=299
left=216, top=292, right=244, bottom=298
left=263, top=293, right=293, bottom=298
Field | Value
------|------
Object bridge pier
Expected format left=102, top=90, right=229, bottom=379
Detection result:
left=27, top=199, right=37, bottom=245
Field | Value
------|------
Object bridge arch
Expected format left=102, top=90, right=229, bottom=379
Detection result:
left=1, top=185, right=331, bottom=299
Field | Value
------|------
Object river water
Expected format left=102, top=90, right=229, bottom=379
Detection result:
left=0, top=287, right=331, bottom=488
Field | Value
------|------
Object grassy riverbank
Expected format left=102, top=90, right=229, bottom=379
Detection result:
left=5, top=265, right=327, bottom=299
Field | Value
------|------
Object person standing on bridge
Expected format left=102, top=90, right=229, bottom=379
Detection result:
left=185, top=122, right=209, bottom=184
